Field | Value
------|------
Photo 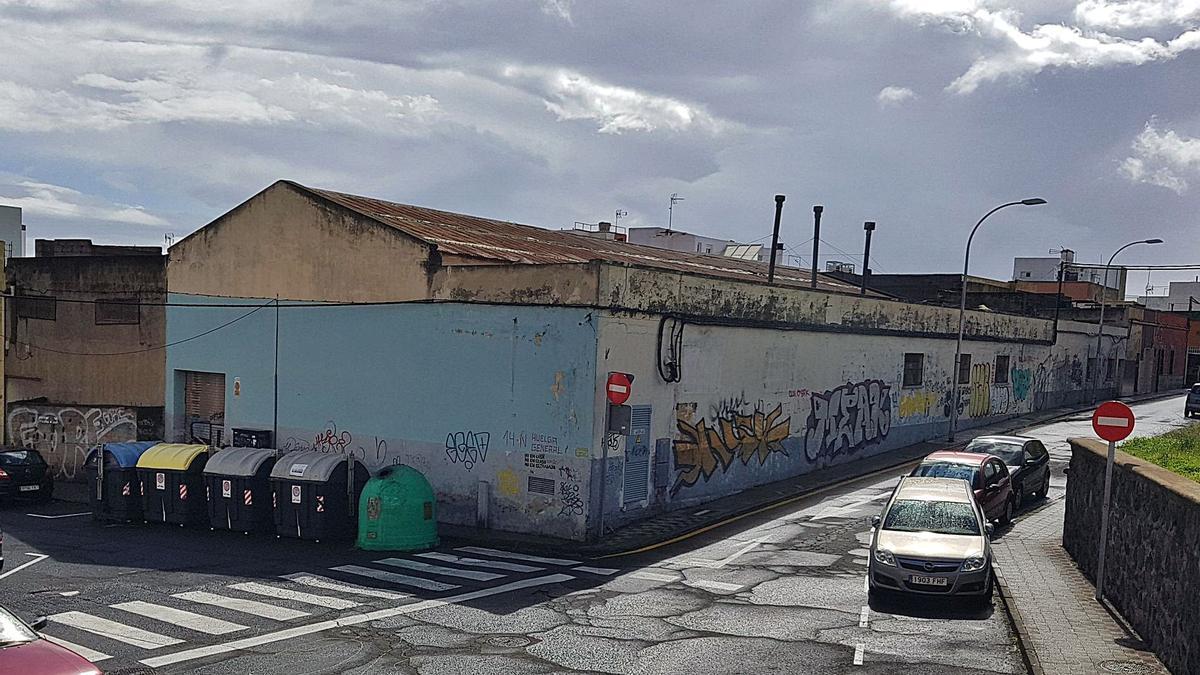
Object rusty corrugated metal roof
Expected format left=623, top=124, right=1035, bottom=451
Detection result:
left=293, top=182, right=860, bottom=293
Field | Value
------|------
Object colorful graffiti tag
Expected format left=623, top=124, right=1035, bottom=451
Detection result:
left=1011, top=367, right=1032, bottom=401
left=968, top=363, right=992, bottom=418
left=803, top=380, right=891, bottom=463
left=8, top=406, right=139, bottom=480
left=898, top=390, right=938, bottom=419
left=672, top=402, right=790, bottom=494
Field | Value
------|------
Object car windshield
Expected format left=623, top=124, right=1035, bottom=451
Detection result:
left=0, top=451, right=44, bottom=466
left=912, top=462, right=977, bottom=484
left=963, top=440, right=1023, bottom=465
left=0, top=606, right=39, bottom=647
left=883, top=499, right=981, bottom=536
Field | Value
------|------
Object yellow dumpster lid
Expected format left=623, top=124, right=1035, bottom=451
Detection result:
left=136, top=443, right=210, bottom=471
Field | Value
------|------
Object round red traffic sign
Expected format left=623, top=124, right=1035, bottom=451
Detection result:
left=1092, top=401, right=1135, bottom=442
left=606, top=372, right=632, bottom=405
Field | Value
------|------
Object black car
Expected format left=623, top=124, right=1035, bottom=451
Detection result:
left=1186, top=384, right=1200, bottom=417
left=961, top=435, right=1050, bottom=509
left=0, top=449, right=53, bottom=503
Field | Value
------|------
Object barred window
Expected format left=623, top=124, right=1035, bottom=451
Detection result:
left=903, top=353, right=924, bottom=387
left=95, top=298, right=140, bottom=325
left=15, top=296, right=56, bottom=321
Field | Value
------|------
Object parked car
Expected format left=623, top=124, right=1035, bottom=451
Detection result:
left=0, top=449, right=54, bottom=503
left=1185, top=383, right=1200, bottom=417
left=868, top=476, right=994, bottom=605
left=0, top=604, right=101, bottom=675
left=961, top=435, right=1049, bottom=508
left=910, top=451, right=1015, bottom=525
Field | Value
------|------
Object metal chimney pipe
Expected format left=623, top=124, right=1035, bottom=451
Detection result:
left=810, top=205, right=823, bottom=288
left=768, top=195, right=786, bottom=284
left=860, top=221, right=876, bottom=296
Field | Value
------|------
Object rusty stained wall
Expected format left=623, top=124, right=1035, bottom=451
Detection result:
left=598, top=264, right=1054, bottom=342
left=431, top=262, right=601, bottom=307
left=167, top=181, right=438, bottom=302
left=6, top=255, right=167, bottom=407
left=592, top=310, right=1117, bottom=522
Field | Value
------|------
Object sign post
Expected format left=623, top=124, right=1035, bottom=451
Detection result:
left=1091, top=400, right=1135, bottom=602
left=597, top=372, right=634, bottom=541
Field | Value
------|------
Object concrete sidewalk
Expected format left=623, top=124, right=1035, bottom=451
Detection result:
left=993, top=498, right=1168, bottom=675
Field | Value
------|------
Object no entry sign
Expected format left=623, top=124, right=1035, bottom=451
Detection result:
left=606, top=372, right=633, bottom=405
left=1092, top=401, right=1135, bottom=442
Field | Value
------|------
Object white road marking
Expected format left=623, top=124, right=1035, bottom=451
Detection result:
left=685, top=538, right=763, bottom=569
left=859, top=605, right=870, bottom=628
left=281, top=573, right=410, bottom=601
left=50, top=611, right=183, bottom=649
left=60, top=591, right=79, bottom=597
left=140, top=574, right=573, bottom=669
left=853, top=643, right=865, bottom=666
left=573, top=566, right=620, bottom=576
left=630, top=571, right=679, bottom=583
left=42, top=634, right=111, bottom=662
left=0, top=553, right=49, bottom=581
left=331, top=565, right=459, bottom=592
left=112, top=601, right=247, bottom=635
left=685, top=578, right=743, bottom=592
left=26, top=512, right=91, bottom=519
left=173, top=591, right=309, bottom=621
left=863, top=575, right=870, bottom=593
left=375, top=558, right=504, bottom=581
left=416, top=552, right=542, bottom=573
left=454, top=547, right=581, bottom=566
left=229, top=582, right=360, bottom=610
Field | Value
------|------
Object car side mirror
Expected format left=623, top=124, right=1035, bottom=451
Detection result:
left=984, top=523, right=995, bottom=538
left=986, top=483, right=999, bottom=491
left=871, top=515, right=881, bottom=528
left=29, top=616, right=48, bottom=631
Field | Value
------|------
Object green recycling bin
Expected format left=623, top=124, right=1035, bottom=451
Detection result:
left=357, top=465, right=438, bottom=552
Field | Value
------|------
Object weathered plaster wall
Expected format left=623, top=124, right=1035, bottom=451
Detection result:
left=164, top=295, right=597, bottom=540
left=1063, top=438, right=1199, bottom=675
left=593, top=313, right=1120, bottom=526
left=431, top=262, right=601, bottom=307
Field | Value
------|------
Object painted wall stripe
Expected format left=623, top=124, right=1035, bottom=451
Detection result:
left=229, top=582, right=359, bottom=610
left=415, top=552, right=543, bottom=573
left=111, top=601, right=247, bottom=635
left=42, top=634, right=111, bottom=663
left=330, top=565, right=458, bottom=592
left=455, top=547, right=580, bottom=566
left=374, top=558, right=504, bottom=582
left=281, top=573, right=410, bottom=601
left=140, top=574, right=573, bottom=669
left=50, top=611, right=183, bottom=649
left=173, top=591, right=309, bottom=621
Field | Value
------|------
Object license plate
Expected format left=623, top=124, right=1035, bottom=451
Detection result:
left=18, top=484, right=39, bottom=492
left=910, top=575, right=948, bottom=586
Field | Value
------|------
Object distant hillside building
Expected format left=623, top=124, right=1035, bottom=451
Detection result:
left=0, top=205, right=25, bottom=259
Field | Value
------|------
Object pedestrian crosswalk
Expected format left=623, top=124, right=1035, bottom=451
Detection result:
left=38, top=546, right=606, bottom=668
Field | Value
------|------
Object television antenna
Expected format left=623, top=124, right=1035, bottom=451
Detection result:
left=667, top=193, right=684, bottom=232
left=614, top=209, right=628, bottom=227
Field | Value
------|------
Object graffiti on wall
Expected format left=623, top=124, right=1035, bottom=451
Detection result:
left=446, top=431, right=490, bottom=471
left=803, top=380, right=891, bottom=463
left=1011, top=367, right=1032, bottom=401
left=968, top=363, right=992, bottom=418
left=8, top=406, right=140, bottom=480
left=557, top=465, right=584, bottom=517
left=672, top=402, right=791, bottom=494
left=898, top=390, right=938, bottom=419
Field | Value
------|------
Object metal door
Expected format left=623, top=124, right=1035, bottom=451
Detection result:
left=622, top=406, right=652, bottom=505
left=183, top=371, right=226, bottom=445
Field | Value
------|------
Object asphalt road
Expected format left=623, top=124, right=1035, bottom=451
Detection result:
left=0, top=395, right=1188, bottom=675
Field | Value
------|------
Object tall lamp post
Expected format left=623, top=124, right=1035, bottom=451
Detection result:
left=948, top=198, right=1047, bottom=442
left=1092, top=238, right=1164, bottom=402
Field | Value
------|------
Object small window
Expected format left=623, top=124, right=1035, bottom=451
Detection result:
left=995, top=355, right=1010, bottom=384
left=697, top=243, right=703, bottom=252
left=1106, top=358, right=1116, bottom=382
left=1088, top=357, right=1097, bottom=382
left=1022, top=271, right=1031, bottom=278
left=15, top=295, right=56, bottom=321
left=705, top=245, right=712, bottom=254
left=958, top=354, right=972, bottom=385
left=902, top=353, right=924, bottom=387
left=95, top=298, right=140, bottom=325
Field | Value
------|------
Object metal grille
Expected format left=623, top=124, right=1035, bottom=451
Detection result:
left=528, top=476, right=555, bottom=495
left=622, top=406, right=652, bottom=505
left=896, top=557, right=961, bottom=573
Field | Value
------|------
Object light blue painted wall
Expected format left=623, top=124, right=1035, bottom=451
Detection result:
left=165, top=295, right=597, bottom=539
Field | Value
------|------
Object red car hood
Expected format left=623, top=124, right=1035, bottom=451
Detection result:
left=0, top=638, right=101, bottom=675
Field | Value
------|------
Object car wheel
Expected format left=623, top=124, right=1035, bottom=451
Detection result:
left=1000, top=498, right=1014, bottom=525
left=976, top=575, right=995, bottom=608
left=1013, top=485, right=1024, bottom=510
left=1036, top=474, right=1049, bottom=500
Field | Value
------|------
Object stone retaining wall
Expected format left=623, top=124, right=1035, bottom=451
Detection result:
left=1063, top=437, right=1200, bottom=675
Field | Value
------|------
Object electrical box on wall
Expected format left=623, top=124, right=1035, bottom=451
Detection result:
left=607, top=404, right=631, bottom=435
left=232, top=428, right=273, bottom=448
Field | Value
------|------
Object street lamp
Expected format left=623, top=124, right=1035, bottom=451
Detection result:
left=1091, top=238, right=1164, bottom=402
left=948, top=198, right=1047, bottom=442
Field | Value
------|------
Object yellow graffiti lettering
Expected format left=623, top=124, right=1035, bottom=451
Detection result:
left=497, top=469, right=520, bottom=497
left=969, top=363, right=992, bottom=418
left=898, top=391, right=938, bottom=418
left=672, top=402, right=791, bottom=494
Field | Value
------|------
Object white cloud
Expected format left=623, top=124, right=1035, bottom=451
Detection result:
left=1120, top=120, right=1200, bottom=193
left=540, top=0, right=573, bottom=24
left=878, top=0, right=1200, bottom=94
left=1074, top=0, right=1200, bottom=30
left=877, top=85, right=917, bottom=105
left=0, top=176, right=170, bottom=227
left=502, top=65, right=729, bottom=134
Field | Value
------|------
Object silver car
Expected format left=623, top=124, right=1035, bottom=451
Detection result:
left=868, top=476, right=994, bottom=604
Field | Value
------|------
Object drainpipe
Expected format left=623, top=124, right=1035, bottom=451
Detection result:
left=767, top=195, right=785, bottom=284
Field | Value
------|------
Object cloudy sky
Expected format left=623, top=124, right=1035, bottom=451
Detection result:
left=1, top=0, right=1198, bottom=294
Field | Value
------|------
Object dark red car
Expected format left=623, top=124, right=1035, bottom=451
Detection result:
left=0, top=605, right=100, bottom=675
left=909, top=451, right=1016, bottom=525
